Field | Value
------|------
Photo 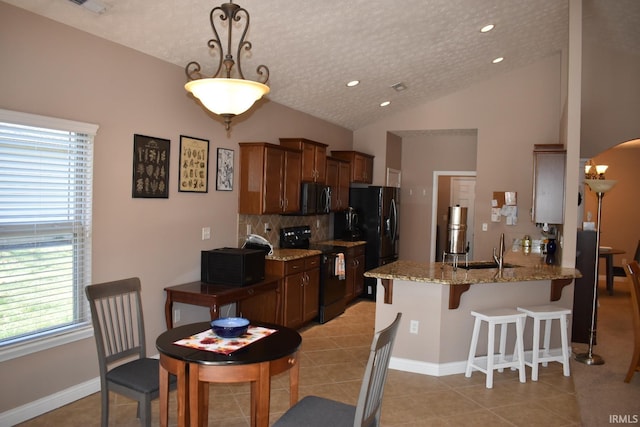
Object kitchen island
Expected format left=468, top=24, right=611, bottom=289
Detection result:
left=364, top=254, right=581, bottom=376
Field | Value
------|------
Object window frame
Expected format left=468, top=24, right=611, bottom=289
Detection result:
left=0, top=109, right=98, bottom=362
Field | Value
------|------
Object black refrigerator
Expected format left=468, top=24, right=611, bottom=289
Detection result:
left=336, top=186, right=399, bottom=299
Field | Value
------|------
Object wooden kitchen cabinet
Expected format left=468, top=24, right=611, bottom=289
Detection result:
left=344, top=244, right=365, bottom=303
left=238, top=289, right=279, bottom=324
left=330, top=150, right=374, bottom=184
left=238, top=142, right=302, bottom=214
left=279, top=138, right=327, bottom=183
left=266, top=255, right=320, bottom=329
left=326, top=156, right=351, bottom=211
left=532, top=144, right=566, bottom=224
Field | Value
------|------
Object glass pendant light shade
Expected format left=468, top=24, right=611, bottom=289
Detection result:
left=185, top=78, right=270, bottom=116
left=585, top=179, right=617, bottom=194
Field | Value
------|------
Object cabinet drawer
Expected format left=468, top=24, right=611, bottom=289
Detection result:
left=284, top=258, right=306, bottom=275
left=304, top=255, right=321, bottom=269
left=351, top=245, right=365, bottom=257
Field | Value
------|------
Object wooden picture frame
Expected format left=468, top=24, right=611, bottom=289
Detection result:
left=132, top=134, right=170, bottom=198
left=179, top=135, right=209, bottom=193
left=216, top=148, right=234, bottom=191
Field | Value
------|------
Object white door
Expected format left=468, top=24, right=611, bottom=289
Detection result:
left=450, top=177, right=476, bottom=259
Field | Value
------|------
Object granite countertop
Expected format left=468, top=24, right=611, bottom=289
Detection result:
left=265, top=240, right=365, bottom=261
left=319, top=239, right=367, bottom=247
left=266, top=248, right=321, bottom=262
left=364, top=252, right=581, bottom=286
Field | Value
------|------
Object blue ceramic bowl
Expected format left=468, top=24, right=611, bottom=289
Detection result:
left=211, top=317, right=250, bottom=338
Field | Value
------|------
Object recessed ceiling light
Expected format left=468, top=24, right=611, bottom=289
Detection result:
left=346, top=80, right=360, bottom=87
left=380, top=101, right=391, bottom=107
left=480, top=24, right=495, bottom=33
left=492, top=57, right=504, bottom=64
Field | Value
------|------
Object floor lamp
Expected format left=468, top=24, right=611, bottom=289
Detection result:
left=575, top=177, right=617, bottom=365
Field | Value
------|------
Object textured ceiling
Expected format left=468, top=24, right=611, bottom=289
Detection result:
left=4, top=0, right=639, bottom=130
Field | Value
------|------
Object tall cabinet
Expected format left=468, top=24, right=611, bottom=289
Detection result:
left=532, top=144, right=566, bottom=224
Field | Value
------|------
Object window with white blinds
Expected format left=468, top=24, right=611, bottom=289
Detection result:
left=0, top=109, right=98, bottom=359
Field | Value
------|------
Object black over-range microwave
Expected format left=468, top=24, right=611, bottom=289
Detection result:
left=299, top=182, right=331, bottom=215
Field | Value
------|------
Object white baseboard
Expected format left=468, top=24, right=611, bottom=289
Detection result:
left=390, top=356, right=468, bottom=376
left=0, top=377, right=100, bottom=426
left=389, top=347, right=565, bottom=377
left=0, top=352, right=163, bottom=425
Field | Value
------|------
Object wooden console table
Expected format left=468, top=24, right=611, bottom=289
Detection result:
left=599, top=247, right=625, bottom=295
left=164, top=276, right=281, bottom=329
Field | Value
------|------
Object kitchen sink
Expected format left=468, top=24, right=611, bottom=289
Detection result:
left=448, top=261, right=520, bottom=269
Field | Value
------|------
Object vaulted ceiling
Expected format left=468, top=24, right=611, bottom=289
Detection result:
left=4, top=0, right=639, bottom=130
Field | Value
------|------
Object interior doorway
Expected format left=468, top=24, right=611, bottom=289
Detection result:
left=430, top=171, right=477, bottom=262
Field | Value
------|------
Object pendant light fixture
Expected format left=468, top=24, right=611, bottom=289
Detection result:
left=185, top=1, right=270, bottom=130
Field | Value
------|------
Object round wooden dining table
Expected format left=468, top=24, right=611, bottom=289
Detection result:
left=156, top=321, right=301, bottom=427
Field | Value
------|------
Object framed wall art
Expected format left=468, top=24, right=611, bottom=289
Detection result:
left=216, top=148, right=234, bottom=191
left=132, top=134, right=170, bottom=198
left=179, top=135, right=209, bottom=193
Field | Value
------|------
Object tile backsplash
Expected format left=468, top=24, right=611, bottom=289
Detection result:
left=237, top=214, right=332, bottom=248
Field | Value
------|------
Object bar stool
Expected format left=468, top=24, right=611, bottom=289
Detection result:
left=516, top=305, right=571, bottom=381
left=465, top=308, right=526, bottom=389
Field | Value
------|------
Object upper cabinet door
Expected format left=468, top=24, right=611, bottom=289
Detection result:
left=532, top=146, right=566, bottom=224
left=326, top=157, right=339, bottom=210
left=282, top=149, right=302, bottom=213
left=263, top=146, right=285, bottom=214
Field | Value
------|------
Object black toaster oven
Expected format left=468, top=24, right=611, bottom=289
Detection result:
left=201, top=247, right=265, bottom=286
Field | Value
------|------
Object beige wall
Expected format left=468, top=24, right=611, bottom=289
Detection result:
left=400, top=132, right=477, bottom=262
left=0, top=3, right=352, bottom=413
left=355, top=54, right=564, bottom=261
left=584, top=141, right=640, bottom=269
left=581, top=42, right=640, bottom=158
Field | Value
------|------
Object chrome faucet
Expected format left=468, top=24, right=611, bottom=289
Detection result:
left=493, top=233, right=505, bottom=270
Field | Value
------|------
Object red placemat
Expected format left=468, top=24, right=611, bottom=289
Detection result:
left=173, top=326, right=276, bottom=355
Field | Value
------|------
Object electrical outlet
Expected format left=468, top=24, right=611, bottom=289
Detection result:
left=246, top=224, right=252, bottom=235
left=174, top=309, right=180, bottom=323
left=482, top=223, right=488, bottom=232
left=264, top=223, right=270, bottom=233
left=410, top=320, right=419, bottom=334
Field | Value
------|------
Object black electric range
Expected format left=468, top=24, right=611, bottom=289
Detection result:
left=280, top=226, right=346, bottom=323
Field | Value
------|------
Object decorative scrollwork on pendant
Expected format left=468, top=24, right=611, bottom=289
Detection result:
left=185, top=2, right=269, bottom=84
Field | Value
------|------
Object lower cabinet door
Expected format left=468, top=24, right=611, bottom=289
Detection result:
left=303, top=267, right=320, bottom=322
left=283, top=273, right=304, bottom=328
left=238, top=288, right=279, bottom=324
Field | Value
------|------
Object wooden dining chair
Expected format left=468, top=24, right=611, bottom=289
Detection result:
left=85, top=277, right=175, bottom=426
left=624, top=261, right=640, bottom=382
left=273, top=313, right=402, bottom=427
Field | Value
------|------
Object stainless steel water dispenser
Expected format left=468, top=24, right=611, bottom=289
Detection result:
left=446, top=206, right=468, bottom=254
left=443, top=205, right=469, bottom=269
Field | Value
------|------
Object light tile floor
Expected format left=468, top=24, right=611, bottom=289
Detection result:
left=18, top=300, right=580, bottom=426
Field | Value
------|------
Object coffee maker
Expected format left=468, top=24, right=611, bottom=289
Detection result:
left=341, top=207, right=362, bottom=241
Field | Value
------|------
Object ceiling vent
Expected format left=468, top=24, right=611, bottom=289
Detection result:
left=68, top=0, right=107, bottom=14
left=391, top=82, right=407, bottom=92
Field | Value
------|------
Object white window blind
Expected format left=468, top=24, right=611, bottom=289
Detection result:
left=0, top=109, right=98, bottom=356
